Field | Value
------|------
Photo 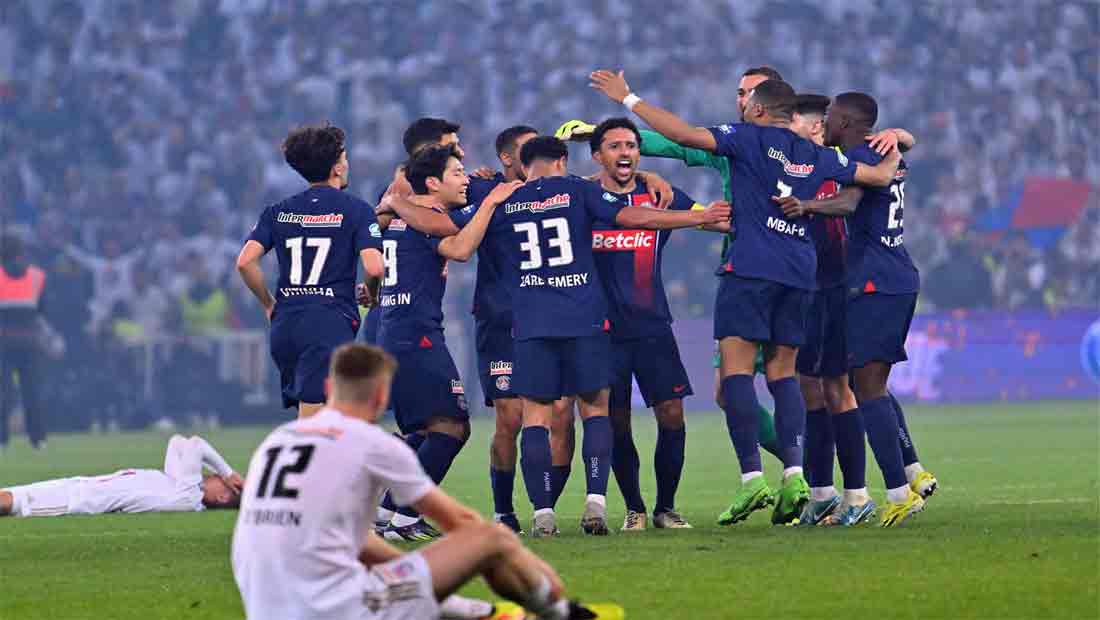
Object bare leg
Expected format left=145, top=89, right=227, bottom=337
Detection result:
left=491, top=398, right=523, bottom=472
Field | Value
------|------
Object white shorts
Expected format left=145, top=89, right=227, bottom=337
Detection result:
left=362, top=551, right=440, bottom=620
left=5, top=478, right=81, bottom=517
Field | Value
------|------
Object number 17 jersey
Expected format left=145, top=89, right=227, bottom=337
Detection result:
left=483, top=175, right=625, bottom=341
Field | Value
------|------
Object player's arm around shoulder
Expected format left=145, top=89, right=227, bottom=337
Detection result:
left=382, top=194, right=461, bottom=238
left=615, top=196, right=730, bottom=231
left=436, top=180, right=523, bottom=262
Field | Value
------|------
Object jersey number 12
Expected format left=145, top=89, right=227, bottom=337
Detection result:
left=255, top=444, right=315, bottom=499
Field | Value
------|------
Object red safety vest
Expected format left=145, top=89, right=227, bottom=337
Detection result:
left=0, top=265, right=45, bottom=309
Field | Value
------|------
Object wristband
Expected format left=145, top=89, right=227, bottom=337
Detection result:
left=622, top=93, right=642, bottom=112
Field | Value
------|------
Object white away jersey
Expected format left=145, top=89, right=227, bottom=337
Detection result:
left=232, top=408, right=436, bottom=620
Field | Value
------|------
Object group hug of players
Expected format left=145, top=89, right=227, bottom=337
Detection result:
left=237, top=65, right=939, bottom=549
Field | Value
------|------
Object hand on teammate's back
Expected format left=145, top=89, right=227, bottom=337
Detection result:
left=641, top=172, right=675, bottom=209
left=701, top=201, right=732, bottom=225
left=483, top=180, right=524, bottom=207
left=589, top=69, right=631, bottom=103
left=865, top=130, right=899, bottom=155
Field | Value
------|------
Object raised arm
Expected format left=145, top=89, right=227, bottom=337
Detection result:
left=640, top=130, right=724, bottom=169
left=590, top=70, right=717, bottom=152
left=192, top=436, right=235, bottom=478
left=236, top=240, right=274, bottom=321
left=436, top=181, right=522, bottom=262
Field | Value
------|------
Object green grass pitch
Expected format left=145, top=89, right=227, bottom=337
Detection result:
left=1, top=401, right=1097, bottom=619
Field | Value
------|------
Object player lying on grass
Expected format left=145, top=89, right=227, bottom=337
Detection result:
left=232, top=342, right=612, bottom=620
left=0, top=435, right=242, bottom=517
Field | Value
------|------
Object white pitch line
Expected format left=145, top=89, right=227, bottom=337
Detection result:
left=978, top=498, right=1097, bottom=506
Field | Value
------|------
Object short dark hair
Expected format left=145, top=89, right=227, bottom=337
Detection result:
left=404, top=144, right=460, bottom=195
left=834, top=92, right=879, bottom=127
left=495, top=125, right=539, bottom=155
left=743, top=66, right=784, bottom=81
left=329, top=342, right=398, bottom=403
left=589, top=117, right=642, bottom=154
left=282, top=124, right=345, bottom=183
left=794, top=94, right=831, bottom=117
left=403, top=117, right=461, bottom=156
left=520, top=136, right=569, bottom=167
left=748, top=79, right=796, bottom=119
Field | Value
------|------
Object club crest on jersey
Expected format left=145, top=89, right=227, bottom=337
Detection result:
left=496, top=375, right=511, bottom=391
left=490, top=361, right=513, bottom=376
left=768, top=147, right=814, bottom=178
left=505, top=193, right=570, bottom=214
left=277, top=212, right=345, bottom=227
left=450, top=380, right=465, bottom=395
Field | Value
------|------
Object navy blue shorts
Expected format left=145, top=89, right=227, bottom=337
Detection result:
left=714, top=275, right=811, bottom=347
left=357, top=306, right=381, bottom=344
left=384, top=331, right=469, bottom=434
left=797, top=285, right=848, bottom=377
left=513, top=333, right=610, bottom=401
left=846, top=292, right=918, bottom=369
left=476, top=322, right=515, bottom=407
left=270, top=306, right=358, bottom=409
left=610, top=327, right=693, bottom=409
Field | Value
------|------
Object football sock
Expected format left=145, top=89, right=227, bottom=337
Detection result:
left=612, top=427, right=646, bottom=513
left=832, top=408, right=867, bottom=490
left=769, top=377, right=807, bottom=470
left=582, top=416, right=613, bottom=497
left=905, top=462, right=926, bottom=483
left=889, top=392, right=920, bottom=466
left=419, top=432, right=464, bottom=484
left=520, top=426, right=553, bottom=510
left=756, top=404, right=782, bottom=459
left=654, top=425, right=686, bottom=514
left=550, top=465, right=571, bottom=507
left=490, top=466, right=516, bottom=516
left=804, top=407, right=835, bottom=489
left=860, top=396, right=909, bottom=491
left=721, top=374, right=763, bottom=475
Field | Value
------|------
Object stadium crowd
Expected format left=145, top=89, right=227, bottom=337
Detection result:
left=0, top=0, right=1095, bottom=428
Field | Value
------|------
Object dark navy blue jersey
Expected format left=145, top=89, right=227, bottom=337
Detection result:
left=844, top=146, right=919, bottom=295
left=248, top=186, right=382, bottom=319
left=451, top=174, right=513, bottom=328
left=807, top=179, right=848, bottom=289
left=707, top=123, right=858, bottom=290
left=377, top=209, right=448, bottom=344
left=591, top=179, right=697, bottom=340
left=482, top=174, right=624, bottom=341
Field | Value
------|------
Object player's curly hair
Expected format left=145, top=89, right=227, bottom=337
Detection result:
left=404, top=144, right=460, bottom=195
left=282, top=123, right=346, bottom=183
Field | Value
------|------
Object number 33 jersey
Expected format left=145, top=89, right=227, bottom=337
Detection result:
left=482, top=175, right=626, bottom=341
left=247, top=186, right=383, bottom=319
left=232, top=408, right=435, bottom=620
left=844, top=145, right=919, bottom=295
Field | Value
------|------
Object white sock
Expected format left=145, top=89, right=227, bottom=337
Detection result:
left=886, top=484, right=910, bottom=504
left=390, top=513, right=419, bottom=527
left=376, top=506, right=395, bottom=523
left=533, top=507, right=555, bottom=519
left=525, top=574, right=568, bottom=619
left=844, top=488, right=871, bottom=506
left=810, top=486, right=838, bottom=502
left=782, top=466, right=803, bottom=480
left=741, top=470, right=763, bottom=483
left=585, top=494, right=606, bottom=507
left=905, top=462, right=925, bottom=483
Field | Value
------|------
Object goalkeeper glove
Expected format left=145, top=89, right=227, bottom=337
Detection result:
left=554, top=119, right=596, bottom=142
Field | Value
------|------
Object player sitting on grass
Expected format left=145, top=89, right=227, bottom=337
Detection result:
left=232, top=342, right=612, bottom=620
left=0, top=435, right=242, bottom=517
